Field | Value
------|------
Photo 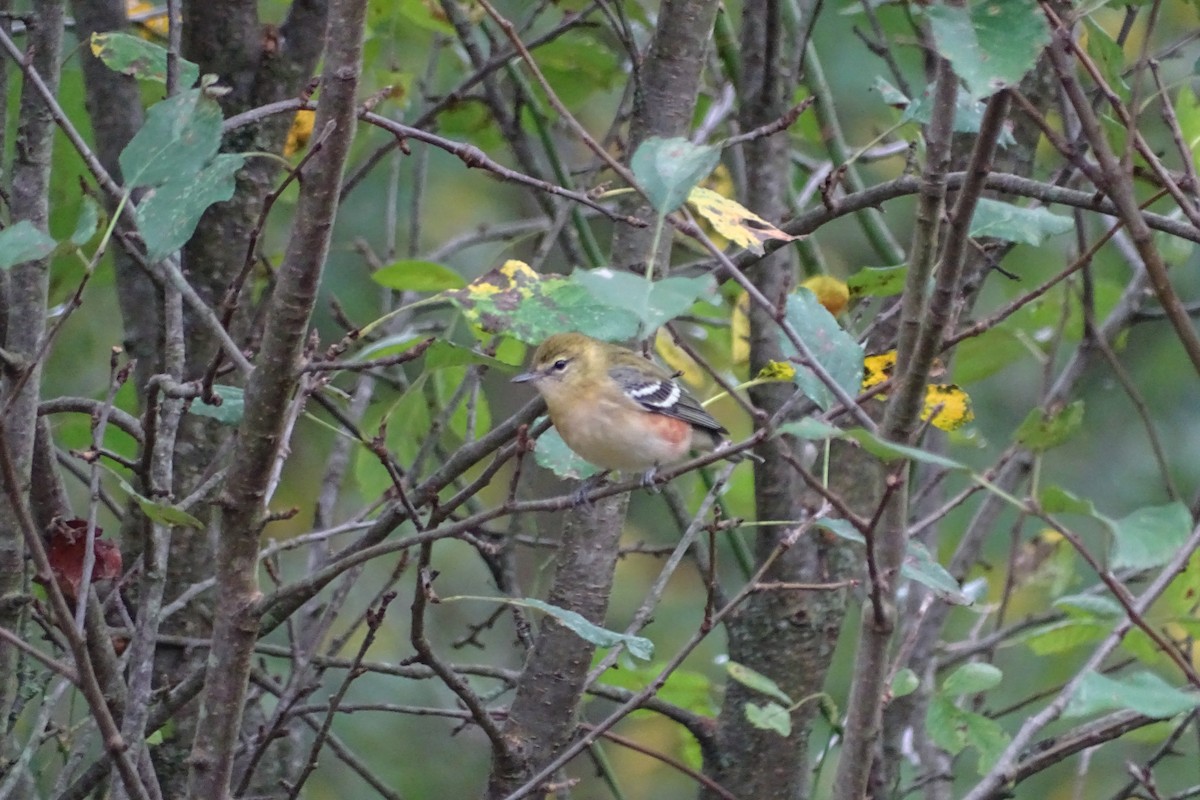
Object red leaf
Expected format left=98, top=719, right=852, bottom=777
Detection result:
left=35, top=519, right=123, bottom=603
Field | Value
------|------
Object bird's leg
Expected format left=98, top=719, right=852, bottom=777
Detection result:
left=639, top=465, right=662, bottom=494
left=570, top=471, right=611, bottom=506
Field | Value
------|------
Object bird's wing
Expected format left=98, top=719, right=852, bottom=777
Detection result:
left=608, top=365, right=728, bottom=434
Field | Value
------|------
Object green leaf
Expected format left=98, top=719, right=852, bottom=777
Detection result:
left=892, top=668, right=919, bottom=699
left=964, top=713, right=1011, bottom=774
left=847, top=265, right=908, bottom=298
left=1175, top=85, right=1200, bottom=166
left=843, top=429, right=967, bottom=471
left=107, top=469, right=204, bottom=528
left=813, top=517, right=863, bottom=542
left=1083, top=17, right=1129, bottom=102
left=926, top=695, right=970, bottom=755
left=778, top=420, right=967, bottom=471
left=0, top=221, right=57, bottom=270
left=134, top=497, right=204, bottom=528
left=726, top=661, right=794, bottom=705
left=943, top=662, right=1002, bottom=695
left=1122, top=626, right=1172, bottom=667
left=1040, top=486, right=1191, bottom=572
left=118, top=89, right=246, bottom=260
left=813, top=517, right=970, bottom=605
left=1038, top=484, right=1096, bottom=515
left=535, top=30, right=621, bottom=101
left=533, top=423, right=600, bottom=480
left=136, top=153, right=245, bottom=261
left=1065, top=670, right=1200, bottom=719
left=571, top=269, right=715, bottom=336
left=744, top=702, right=792, bottom=737
left=537, top=282, right=641, bottom=342
left=927, top=696, right=1011, bottom=773
left=355, top=334, right=434, bottom=362
left=188, top=385, right=245, bottom=425
left=952, top=328, right=1028, bottom=385
left=1021, top=619, right=1109, bottom=655
left=372, top=259, right=466, bottom=291
left=969, top=198, right=1073, bottom=246
left=445, top=263, right=640, bottom=344
left=903, top=540, right=971, bottom=605
left=1108, top=501, right=1192, bottom=570
left=1054, top=594, right=1124, bottom=619
left=778, top=417, right=843, bottom=441
left=393, top=0, right=456, bottom=34
left=89, top=32, right=200, bottom=87
left=436, top=365, right=492, bottom=441
left=71, top=197, right=102, bottom=246
left=1015, top=401, right=1085, bottom=452
left=894, top=79, right=1018, bottom=143
left=629, top=136, right=720, bottom=214
left=448, top=595, right=653, bottom=661
left=601, top=662, right=716, bottom=716
left=780, top=288, right=864, bottom=411
left=352, top=377, right=431, bottom=490
left=120, top=89, right=219, bottom=189
left=873, top=75, right=910, bottom=107
left=423, top=340, right=518, bottom=371
left=926, top=0, right=1050, bottom=100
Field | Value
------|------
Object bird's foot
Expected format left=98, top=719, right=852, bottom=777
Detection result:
left=639, top=466, right=662, bottom=493
left=570, top=472, right=610, bottom=506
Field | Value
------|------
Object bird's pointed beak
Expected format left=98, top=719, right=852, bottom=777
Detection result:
left=511, top=370, right=538, bottom=384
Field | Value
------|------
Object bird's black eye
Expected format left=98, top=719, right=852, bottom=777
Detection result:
left=552, top=358, right=569, bottom=372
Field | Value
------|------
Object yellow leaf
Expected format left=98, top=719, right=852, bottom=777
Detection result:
left=802, top=275, right=850, bottom=316
left=731, top=292, right=750, bottom=364
left=860, top=351, right=972, bottom=430
left=655, top=330, right=704, bottom=387
left=687, top=187, right=800, bottom=255
left=697, top=165, right=734, bottom=249
left=284, top=110, right=316, bottom=157
left=704, top=163, right=735, bottom=197
left=466, top=259, right=540, bottom=299
left=861, top=351, right=896, bottom=391
left=1036, top=528, right=1064, bottom=546
left=126, top=0, right=169, bottom=38
left=923, top=383, right=974, bottom=431
left=755, top=360, right=795, bottom=382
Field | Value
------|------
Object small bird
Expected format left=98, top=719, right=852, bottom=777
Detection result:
left=512, top=331, right=732, bottom=487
